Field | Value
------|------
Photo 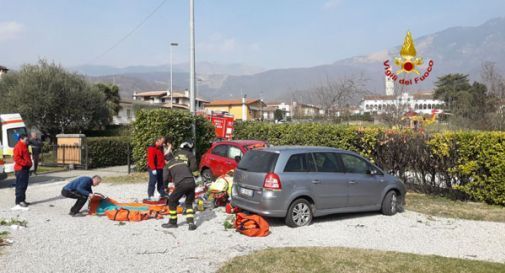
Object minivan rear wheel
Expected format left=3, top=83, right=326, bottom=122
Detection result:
left=285, top=199, right=313, bottom=227
left=381, top=190, right=399, bottom=216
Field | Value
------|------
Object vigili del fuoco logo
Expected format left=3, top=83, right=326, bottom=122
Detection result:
left=383, top=31, right=434, bottom=86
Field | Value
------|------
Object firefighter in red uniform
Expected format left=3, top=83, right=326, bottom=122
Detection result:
left=12, top=134, right=32, bottom=211
left=146, top=136, right=167, bottom=200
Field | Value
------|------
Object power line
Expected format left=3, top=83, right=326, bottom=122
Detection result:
left=90, top=0, right=168, bottom=63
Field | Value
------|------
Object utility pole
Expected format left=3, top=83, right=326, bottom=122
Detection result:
left=189, top=0, right=197, bottom=154
left=170, top=42, right=178, bottom=109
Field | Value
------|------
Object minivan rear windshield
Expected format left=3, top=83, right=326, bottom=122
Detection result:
left=238, top=150, right=279, bottom=173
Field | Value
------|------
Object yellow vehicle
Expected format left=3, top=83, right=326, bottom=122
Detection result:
left=0, top=113, right=28, bottom=180
left=402, top=109, right=441, bottom=131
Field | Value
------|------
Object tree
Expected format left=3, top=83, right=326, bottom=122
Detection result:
left=0, top=60, right=111, bottom=140
left=314, top=74, right=368, bottom=117
left=94, top=83, right=121, bottom=115
left=274, top=109, right=284, bottom=121
left=433, top=74, right=471, bottom=113
left=481, top=62, right=505, bottom=100
left=433, top=73, right=497, bottom=130
left=481, top=62, right=505, bottom=130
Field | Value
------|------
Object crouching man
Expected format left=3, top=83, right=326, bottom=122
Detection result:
left=61, top=175, right=102, bottom=216
left=162, top=149, right=197, bottom=231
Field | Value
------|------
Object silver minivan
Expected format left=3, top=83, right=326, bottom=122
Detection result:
left=231, top=146, right=405, bottom=227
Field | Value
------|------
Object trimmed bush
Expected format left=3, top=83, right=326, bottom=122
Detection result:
left=87, top=137, right=131, bottom=169
left=131, top=109, right=214, bottom=171
left=234, top=122, right=505, bottom=206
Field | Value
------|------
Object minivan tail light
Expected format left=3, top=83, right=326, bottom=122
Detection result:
left=263, top=172, right=282, bottom=190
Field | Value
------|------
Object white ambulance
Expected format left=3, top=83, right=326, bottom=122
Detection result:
left=0, top=114, right=28, bottom=180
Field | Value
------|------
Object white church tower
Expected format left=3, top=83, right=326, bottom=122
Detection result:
left=385, top=71, right=395, bottom=96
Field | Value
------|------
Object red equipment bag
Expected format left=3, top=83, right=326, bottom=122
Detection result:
left=234, top=213, right=270, bottom=237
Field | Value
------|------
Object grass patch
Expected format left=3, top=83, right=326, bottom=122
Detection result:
left=102, top=172, right=147, bottom=184
left=0, top=218, right=28, bottom=227
left=37, top=166, right=66, bottom=174
left=406, top=192, right=505, bottom=222
left=218, top=247, right=505, bottom=273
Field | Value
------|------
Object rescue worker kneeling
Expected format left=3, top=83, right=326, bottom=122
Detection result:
left=162, top=144, right=197, bottom=230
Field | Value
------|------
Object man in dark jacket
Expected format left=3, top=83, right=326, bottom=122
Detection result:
left=61, top=175, right=102, bottom=216
left=146, top=136, right=166, bottom=200
left=174, top=141, right=198, bottom=176
left=162, top=140, right=197, bottom=230
left=12, top=134, right=32, bottom=211
left=28, top=131, right=42, bottom=175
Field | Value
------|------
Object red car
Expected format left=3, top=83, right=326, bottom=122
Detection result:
left=199, top=140, right=267, bottom=180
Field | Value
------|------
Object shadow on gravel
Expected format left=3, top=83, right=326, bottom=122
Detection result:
left=196, top=209, right=217, bottom=227
left=29, top=195, right=65, bottom=206
left=265, top=211, right=382, bottom=227
left=0, top=175, right=68, bottom=189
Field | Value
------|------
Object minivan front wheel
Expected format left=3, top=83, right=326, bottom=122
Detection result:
left=285, top=199, right=313, bottom=227
left=381, top=190, right=400, bottom=216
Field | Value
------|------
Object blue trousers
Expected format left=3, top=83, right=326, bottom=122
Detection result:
left=15, top=169, right=29, bottom=204
left=148, top=169, right=166, bottom=197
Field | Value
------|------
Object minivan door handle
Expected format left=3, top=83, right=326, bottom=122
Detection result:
left=311, top=180, right=320, bottom=184
left=348, top=180, right=357, bottom=184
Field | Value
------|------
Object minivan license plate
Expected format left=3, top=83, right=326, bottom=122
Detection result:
left=240, top=187, right=253, bottom=197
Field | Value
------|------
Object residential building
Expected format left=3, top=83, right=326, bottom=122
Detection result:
left=292, top=102, right=324, bottom=118
left=0, top=65, right=8, bottom=79
left=112, top=99, right=154, bottom=125
left=264, top=102, right=292, bottom=120
left=359, top=92, right=444, bottom=115
left=262, top=105, right=278, bottom=121
left=133, top=90, right=208, bottom=110
left=204, top=99, right=267, bottom=121
left=261, top=101, right=325, bottom=121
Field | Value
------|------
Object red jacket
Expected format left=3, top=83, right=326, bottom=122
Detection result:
left=147, top=145, right=165, bottom=170
left=14, top=141, right=32, bottom=172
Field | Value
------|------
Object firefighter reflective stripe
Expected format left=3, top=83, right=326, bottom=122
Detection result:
left=169, top=210, right=177, bottom=219
left=186, top=208, right=194, bottom=218
left=175, top=154, right=189, bottom=164
left=167, top=162, right=187, bottom=170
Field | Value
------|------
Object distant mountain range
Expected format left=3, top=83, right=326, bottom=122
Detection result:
left=84, top=17, right=505, bottom=101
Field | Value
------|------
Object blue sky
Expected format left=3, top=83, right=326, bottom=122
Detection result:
left=1, top=0, right=504, bottom=70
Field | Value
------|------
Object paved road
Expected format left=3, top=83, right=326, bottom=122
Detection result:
left=0, top=165, right=130, bottom=189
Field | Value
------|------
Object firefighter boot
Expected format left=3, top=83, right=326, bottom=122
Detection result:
left=162, top=210, right=178, bottom=228
left=186, top=208, right=197, bottom=231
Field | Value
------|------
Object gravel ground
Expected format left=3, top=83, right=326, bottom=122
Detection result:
left=1, top=179, right=504, bottom=273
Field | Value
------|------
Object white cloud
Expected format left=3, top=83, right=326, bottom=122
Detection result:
left=0, top=21, right=24, bottom=42
left=323, top=0, right=343, bottom=10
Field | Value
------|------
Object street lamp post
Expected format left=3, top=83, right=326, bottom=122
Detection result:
left=189, top=0, right=197, bottom=155
left=170, top=42, right=178, bottom=109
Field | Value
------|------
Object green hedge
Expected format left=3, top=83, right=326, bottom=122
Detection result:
left=87, top=137, right=131, bottom=169
left=132, top=109, right=215, bottom=171
left=234, top=122, right=505, bottom=206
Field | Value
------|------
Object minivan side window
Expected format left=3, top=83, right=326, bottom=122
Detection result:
left=211, top=145, right=228, bottom=157
left=284, top=153, right=316, bottom=172
left=313, top=152, right=345, bottom=173
left=237, top=150, right=279, bottom=173
left=340, top=153, right=370, bottom=174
